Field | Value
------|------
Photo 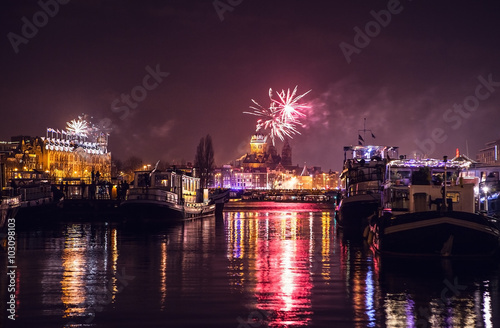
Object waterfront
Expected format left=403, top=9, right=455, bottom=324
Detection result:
left=2, top=203, right=500, bottom=327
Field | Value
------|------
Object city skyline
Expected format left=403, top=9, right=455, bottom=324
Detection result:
left=2, top=1, right=500, bottom=171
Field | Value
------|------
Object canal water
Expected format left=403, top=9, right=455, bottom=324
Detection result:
left=2, top=202, right=500, bottom=327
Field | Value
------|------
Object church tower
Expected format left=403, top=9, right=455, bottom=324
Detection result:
left=250, top=133, right=268, bottom=155
left=281, top=139, right=292, bottom=166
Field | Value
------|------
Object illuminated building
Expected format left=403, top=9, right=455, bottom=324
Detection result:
left=231, top=133, right=298, bottom=189
left=211, top=133, right=339, bottom=190
left=1, top=115, right=111, bottom=182
left=230, top=168, right=269, bottom=189
left=212, top=165, right=233, bottom=189
left=476, top=139, right=500, bottom=164
left=237, top=133, right=283, bottom=171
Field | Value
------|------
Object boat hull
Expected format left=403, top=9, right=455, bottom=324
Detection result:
left=16, top=196, right=60, bottom=221
left=370, top=211, right=500, bottom=257
left=210, top=189, right=229, bottom=217
left=120, top=199, right=216, bottom=222
left=337, top=194, right=380, bottom=235
left=1, top=196, right=21, bottom=229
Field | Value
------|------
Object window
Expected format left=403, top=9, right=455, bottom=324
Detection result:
left=446, top=192, right=460, bottom=203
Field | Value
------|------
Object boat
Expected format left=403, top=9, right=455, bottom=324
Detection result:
left=209, top=188, right=230, bottom=216
left=459, top=162, right=500, bottom=218
left=337, top=145, right=398, bottom=235
left=0, top=167, right=21, bottom=228
left=10, top=170, right=62, bottom=219
left=121, top=169, right=218, bottom=221
left=1, top=194, right=21, bottom=229
left=368, top=156, right=500, bottom=257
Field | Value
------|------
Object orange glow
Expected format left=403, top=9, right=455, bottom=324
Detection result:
left=321, top=212, right=331, bottom=280
left=61, top=228, right=87, bottom=317
left=160, top=237, right=167, bottom=310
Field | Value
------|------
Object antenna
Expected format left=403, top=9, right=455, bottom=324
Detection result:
left=357, top=118, right=376, bottom=145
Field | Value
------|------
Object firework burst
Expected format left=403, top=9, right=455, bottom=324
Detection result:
left=66, top=116, right=89, bottom=136
left=244, top=86, right=311, bottom=145
left=272, top=86, right=311, bottom=123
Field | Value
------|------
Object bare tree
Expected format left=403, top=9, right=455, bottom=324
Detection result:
left=194, top=134, right=215, bottom=188
left=122, top=156, right=143, bottom=181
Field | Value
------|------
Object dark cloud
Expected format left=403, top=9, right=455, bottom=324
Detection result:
left=2, top=0, right=500, bottom=171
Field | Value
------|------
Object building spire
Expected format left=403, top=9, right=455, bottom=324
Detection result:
left=281, top=139, right=292, bottom=166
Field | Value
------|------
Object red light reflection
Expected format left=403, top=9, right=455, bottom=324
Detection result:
left=226, top=211, right=314, bottom=327
left=255, top=237, right=313, bottom=326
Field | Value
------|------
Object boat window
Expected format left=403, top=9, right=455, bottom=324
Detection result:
left=390, top=168, right=411, bottom=185
left=431, top=170, right=457, bottom=185
left=390, top=188, right=409, bottom=211
left=136, top=173, right=150, bottom=187
left=446, top=192, right=460, bottom=203
left=486, top=171, right=499, bottom=182
left=154, top=174, right=170, bottom=187
left=431, top=173, right=444, bottom=185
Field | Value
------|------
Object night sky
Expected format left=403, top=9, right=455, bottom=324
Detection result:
left=2, top=0, right=500, bottom=171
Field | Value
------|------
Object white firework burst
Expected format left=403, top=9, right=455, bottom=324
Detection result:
left=244, top=86, right=311, bottom=145
left=66, top=118, right=89, bottom=136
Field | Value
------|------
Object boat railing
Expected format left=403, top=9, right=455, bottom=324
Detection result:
left=185, top=202, right=208, bottom=208
left=1, top=195, right=21, bottom=207
left=383, top=184, right=476, bottom=214
left=347, top=188, right=381, bottom=197
left=347, top=180, right=381, bottom=197
left=126, top=188, right=178, bottom=204
left=20, top=185, right=53, bottom=201
left=343, top=170, right=384, bottom=184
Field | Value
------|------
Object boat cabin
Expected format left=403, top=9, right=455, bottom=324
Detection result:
left=131, top=170, right=206, bottom=204
left=383, top=158, right=475, bottom=214
left=340, top=145, right=398, bottom=197
left=458, top=164, right=500, bottom=215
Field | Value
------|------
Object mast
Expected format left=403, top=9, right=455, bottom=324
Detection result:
left=442, top=155, right=447, bottom=213
left=357, top=118, right=376, bottom=145
left=363, top=118, right=366, bottom=142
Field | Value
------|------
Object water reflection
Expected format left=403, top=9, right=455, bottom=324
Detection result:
left=61, top=230, right=87, bottom=317
left=319, top=212, right=331, bottom=281
left=338, top=232, right=381, bottom=328
left=337, top=227, right=500, bottom=328
left=223, top=208, right=500, bottom=327
left=159, top=236, right=167, bottom=310
left=3, top=204, right=499, bottom=327
left=377, top=258, right=499, bottom=327
left=38, top=223, right=120, bottom=322
left=225, top=210, right=318, bottom=327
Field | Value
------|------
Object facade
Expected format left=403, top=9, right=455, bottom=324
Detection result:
left=0, top=116, right=111, bottom=185
left=476, top=139, right=500, bottom=165
left=236, top=133, right=282, bottom=171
